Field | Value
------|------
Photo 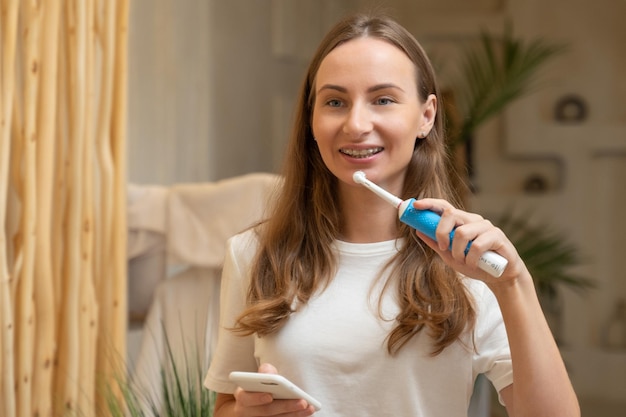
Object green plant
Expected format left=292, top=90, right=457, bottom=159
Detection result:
left=446, top=23, right=566, bottom=147
left=104, top=326, right=215, bottom=417
left=440, top=25, right=594, bottom=305
left=496, top=210, right=595, bottom=300
left=436, top=25, right=594, bottom=348
left=494, top=210, right=595, bottom=344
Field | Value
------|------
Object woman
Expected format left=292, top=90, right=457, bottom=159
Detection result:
left=204, top=13, right=580, bottom=417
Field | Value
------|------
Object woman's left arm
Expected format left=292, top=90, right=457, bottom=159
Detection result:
left=489, top=266, right=580, bottom=417
left=412, top=198, right=580, bottom=417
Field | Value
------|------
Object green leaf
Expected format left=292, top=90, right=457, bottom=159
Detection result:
left=495, top=209, right=595, bottom=297
left=449, top=22, right=566, bottom=146
left=102, top=320, right=216, bottom=417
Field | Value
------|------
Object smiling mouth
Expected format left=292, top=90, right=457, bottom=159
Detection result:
left=339, top=147, right=383, bottom=158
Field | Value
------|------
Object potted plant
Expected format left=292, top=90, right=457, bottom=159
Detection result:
left=443, top=23, right=566, bottom=193
left=442, top=24, right=594, bottom=338
left=496, top=210, right=595, bottom=342
left=104, top=328, right=215, bottom=417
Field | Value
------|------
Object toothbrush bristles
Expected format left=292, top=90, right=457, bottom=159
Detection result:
left=352, top=170, right=367, bottom=184
left=352, top=171, right=403, bottom=208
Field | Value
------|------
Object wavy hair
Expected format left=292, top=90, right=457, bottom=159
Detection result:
left=234, top=13, right=475, bottom=355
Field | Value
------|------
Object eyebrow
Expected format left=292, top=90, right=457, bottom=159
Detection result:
left=317, top=83, right=405, bottom=94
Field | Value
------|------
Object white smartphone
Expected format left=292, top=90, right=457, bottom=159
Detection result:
left=229, top=371, right=322, bottom=411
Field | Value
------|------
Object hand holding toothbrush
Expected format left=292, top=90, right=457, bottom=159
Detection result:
left=353, top=170, right=509, bottom=278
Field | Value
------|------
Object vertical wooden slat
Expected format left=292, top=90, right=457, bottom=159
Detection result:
left=0, top=0, right=20, bottom=415
left=32, top=2, right=61, bottom=417
left=95, top=0, right=116, bottom=397
left=54, top=0, right=86, bottom=413
left=95, top=0, right=127, bottom=410
left=51, top=12, right=68, bottom=330
left=77, top=0, right=98, bottom=416
left=50, top=26, right=68, bottom=413
left=15, top=1, right=42, bottom=416
left=111, top=0, right=129, bottom=368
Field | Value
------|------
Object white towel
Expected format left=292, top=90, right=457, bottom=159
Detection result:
left=127, top=183, right=170, bottom=319
left=126, top=173, right=280, bottom=319
left=127, top=183, right=169, bottom=259
left=166, top=172, right=280, bottom=268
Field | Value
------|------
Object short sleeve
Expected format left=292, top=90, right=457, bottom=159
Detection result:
left=470, top=280, right=514, bottom=401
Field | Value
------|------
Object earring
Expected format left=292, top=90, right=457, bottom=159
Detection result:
left=419, top=132, right=426, bottom=138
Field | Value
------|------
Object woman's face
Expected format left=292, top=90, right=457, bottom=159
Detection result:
left=311, top=37, right=436, bottom=195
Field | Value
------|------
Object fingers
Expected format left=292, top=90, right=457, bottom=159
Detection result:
left=233, top=364, right=316, bottom=416
left=233, top=387, right=272, bottom=409
left=411, top=198, right=514, bottom=279
left=411, top=198, right=483, bottom=250
left=258, top=363, right=279, bottom=375
left=234, top=389, right=315, bottom=417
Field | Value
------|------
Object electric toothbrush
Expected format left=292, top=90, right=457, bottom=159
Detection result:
left=352, top=171, right=508, bottom=278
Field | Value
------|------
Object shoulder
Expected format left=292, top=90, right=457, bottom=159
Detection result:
left=461, top=276, right=509, bottom=342
left=461, top=276, right=504, bottom=318
left=219, top=229, right=261, bottom=306
left=225, top=228, right=261, bottom=266
left=462, top=276, right=492, bottom=302
left=227, top=227, right=259, bottom=250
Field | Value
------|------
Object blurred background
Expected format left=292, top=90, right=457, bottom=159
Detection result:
left=126, top=0, right=625, bottom=415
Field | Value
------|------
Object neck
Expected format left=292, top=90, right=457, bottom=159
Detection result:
left=339, top=184, right=399, bottom=243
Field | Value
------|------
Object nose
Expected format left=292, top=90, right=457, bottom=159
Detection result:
left=342, top=103, right=373, bottom=138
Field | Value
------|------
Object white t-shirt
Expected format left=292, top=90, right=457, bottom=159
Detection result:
left=204, top=229, right=513, bottom=417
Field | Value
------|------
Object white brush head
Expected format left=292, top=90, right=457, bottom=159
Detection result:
left=353, top=170, right=367, bottom=185
left=351, top=170, right=403, bottom=207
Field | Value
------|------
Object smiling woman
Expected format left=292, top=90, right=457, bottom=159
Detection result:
left=311, top=37, right=435, bottom=198
left=203, top=12, right=580, bottom=417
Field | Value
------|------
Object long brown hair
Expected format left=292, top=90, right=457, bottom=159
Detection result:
left=234, top=13, right=475, bottom=355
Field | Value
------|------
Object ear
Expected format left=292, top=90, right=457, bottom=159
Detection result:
left=419, top=94, right=437, bottom=136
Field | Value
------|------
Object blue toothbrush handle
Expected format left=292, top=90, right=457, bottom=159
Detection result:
left=398, top=198, right=508, bottom=277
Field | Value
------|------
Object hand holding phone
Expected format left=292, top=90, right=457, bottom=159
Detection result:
left=229, top=371, right=322, bottom=411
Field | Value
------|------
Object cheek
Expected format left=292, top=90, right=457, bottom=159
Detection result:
left=311, top=109, right=331, bottom=137
left=310, top=112, right=320, bottom=139
left=385, top=119, right=419, bottom=146
left=310, top=109, right=327, bottom=141
left=311, top=118, right=340, bottom=153
left=399, top=114, right=422, bottom=143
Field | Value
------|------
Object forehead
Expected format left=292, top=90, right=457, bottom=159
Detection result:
left=315, top=37, right=416, bottom=89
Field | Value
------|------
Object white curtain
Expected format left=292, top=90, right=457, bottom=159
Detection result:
left=128, top=0, right=214, bottom=184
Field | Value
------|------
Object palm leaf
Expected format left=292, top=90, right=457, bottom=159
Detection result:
left=451, top=23, right=565, bottom=145
left=496, top=210, right=595, bottom=298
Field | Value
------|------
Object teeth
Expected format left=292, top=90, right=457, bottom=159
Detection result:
left=340, top=147, right=383, bottom=158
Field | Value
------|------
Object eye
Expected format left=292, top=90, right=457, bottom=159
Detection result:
left=326, top=99, right=343, bottom=108
left=375, top=97, right=395, bottom=105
